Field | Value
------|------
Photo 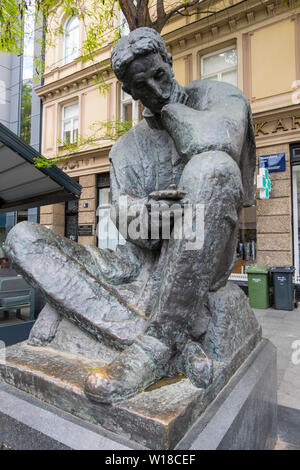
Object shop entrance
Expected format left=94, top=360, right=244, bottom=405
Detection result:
left=0, top=209, right=40, bottom=345
left=291, top=144, right=300, bottom=278
left=96, top=173, right=125, bottom=250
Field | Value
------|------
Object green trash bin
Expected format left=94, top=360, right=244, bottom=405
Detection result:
left=246, top=265, right=269, bottom=309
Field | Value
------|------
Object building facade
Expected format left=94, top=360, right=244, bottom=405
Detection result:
left=36, top=0, right=300, bottom=278
left=0, top=7, right=43, bottom=251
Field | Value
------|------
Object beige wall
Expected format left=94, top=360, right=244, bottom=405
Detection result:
left=251, top=19, right=296, bottom=100
left=256, top=143, right=293, bottom=268
left=78, top=174, right=97, bottom=246
left=40, top=203, right=65, bottom=236
left=41, top=82, right=112, bottom=158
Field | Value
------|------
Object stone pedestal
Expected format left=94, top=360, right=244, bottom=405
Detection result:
left=0, top=339, right=277, bottom=450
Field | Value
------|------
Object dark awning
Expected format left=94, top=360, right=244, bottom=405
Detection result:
left=0, top=123, right=81, bottom=213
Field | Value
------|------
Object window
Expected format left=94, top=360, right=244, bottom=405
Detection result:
left=119, top=5, right=142, bottom=127
left=61, top=102, right=78, bottom=144
left=63, top=16, right=79, bottom=65
left=120, top=89, right=142, bottom=126
left=65, top=199, right=78, bottom=242
left=0, top=80, right=6, bottom=105
left=292, top=145, right=300, bottom=277
left=20, top=3, right=35, bottom=144
left=201, top=47, right=237, bottom=86
left=236, top=206, right=257, bottom=272
left=97, top=174, right=125, bottom=250
left=0, top=214, right=6, bottom=259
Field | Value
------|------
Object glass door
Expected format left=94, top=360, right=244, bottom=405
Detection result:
left=292, top=166, right=300, bottom=277
left=97, top=187, right=125, bottom=250
left=0, top=209, right=38, bottom=346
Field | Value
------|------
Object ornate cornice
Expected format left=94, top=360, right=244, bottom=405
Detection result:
left=56, top=145, right=111, bottom=177
left=164, top=0, right=298, bottom=55
left=36, top=58, right=113, bottom=103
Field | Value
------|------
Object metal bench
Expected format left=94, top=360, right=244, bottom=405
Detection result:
left=0, top=276, right=35, bottom=321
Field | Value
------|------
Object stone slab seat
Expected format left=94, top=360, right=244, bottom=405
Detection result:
left=0, top=326, right=262, bottom=449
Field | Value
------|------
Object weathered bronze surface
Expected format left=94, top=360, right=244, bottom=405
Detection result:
left=1, top=27, right=261, bottom=447
left=0, top=320, right=261, bottom=449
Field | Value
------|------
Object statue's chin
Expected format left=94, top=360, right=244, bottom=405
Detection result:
left=147, top=102, right=169, bottom=116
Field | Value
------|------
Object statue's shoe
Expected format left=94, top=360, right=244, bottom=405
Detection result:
left=85, top=337, right=171, bottom=404
left=182, top=341, right=213, bottom=388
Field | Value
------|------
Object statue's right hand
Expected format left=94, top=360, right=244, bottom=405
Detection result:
left=145, top=198, right=172, bottom=214
left=149, top=188, right=186, bottom=201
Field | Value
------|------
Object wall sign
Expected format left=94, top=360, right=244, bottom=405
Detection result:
left=255, top=116, right=300, bottom=136
left=257, top=167, right=272, bottom=199
left=78, top=224, right=93, bottom=236
left=258, top=153, right=286, bottom=173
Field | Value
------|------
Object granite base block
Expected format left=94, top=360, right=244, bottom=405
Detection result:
left=0, top=339, right=277, bottom=450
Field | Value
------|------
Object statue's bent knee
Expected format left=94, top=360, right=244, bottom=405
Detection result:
left=180, top=151, right=242, bottom=201
left=4, top=221, right=54, bottom=263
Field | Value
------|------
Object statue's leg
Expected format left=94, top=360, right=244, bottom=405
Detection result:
left=4, top=222, right=147, bottom=349
left=85, top=151, right=244, bottom=402
left=146, top=151, right=243, bottom=349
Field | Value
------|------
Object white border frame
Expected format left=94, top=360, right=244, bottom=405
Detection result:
left=61, top=101, right=79, bottom=144
left=200, top=45, right=238, bottom=83
left=63, top=16, right=79, bottom=66
left=292, top=166, right=300, bottom=277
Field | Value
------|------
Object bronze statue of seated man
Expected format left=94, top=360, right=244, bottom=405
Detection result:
left=4, top=27, right=257, bottom=404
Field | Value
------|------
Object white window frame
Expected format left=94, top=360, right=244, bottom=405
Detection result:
left=119, top=4, right=141, bottom=125
left=0, top=80, right=6, bottom=105
left=293, top=166, right=300, bottom=277
left=63, top=16, right=79, bottom=65
left=200, top=46, right=237, bottom=84
left=97, top=187, right=126, bottom=250
left=61, top=101, right=79, bottom=145
left=120, top=88, right=140, bottom=125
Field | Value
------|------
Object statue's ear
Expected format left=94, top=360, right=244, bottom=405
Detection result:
left=166, top=53, right=174, bottom=78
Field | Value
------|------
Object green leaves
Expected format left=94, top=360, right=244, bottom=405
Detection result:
left=0, top=0, right=24, bottom=54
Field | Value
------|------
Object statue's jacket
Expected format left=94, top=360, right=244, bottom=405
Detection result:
left=110, top=79, right=256, bottom=220
left=106, top=80, right=256, bottom=312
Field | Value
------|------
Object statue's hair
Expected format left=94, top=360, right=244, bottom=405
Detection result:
left=111, top=27, right=172, bottom=83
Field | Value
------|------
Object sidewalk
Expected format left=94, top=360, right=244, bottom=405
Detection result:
left=254, top=307, right=300, bottom=450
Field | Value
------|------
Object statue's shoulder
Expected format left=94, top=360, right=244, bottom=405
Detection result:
left=109, top=119, right=148, bottom=163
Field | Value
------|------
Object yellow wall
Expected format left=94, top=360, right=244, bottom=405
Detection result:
left=251, top=19, right=296, bottom=99
left=173, top=57, right=186, bottom=86
left=81, top=88, right=108, bottom=137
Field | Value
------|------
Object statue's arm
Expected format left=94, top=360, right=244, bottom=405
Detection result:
left=110, top=162, right=162, bottom=250
left=161, top=97, right=248, bottom=162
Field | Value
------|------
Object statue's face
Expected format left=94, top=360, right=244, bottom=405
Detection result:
left=124, top=52, right=174, bottom=114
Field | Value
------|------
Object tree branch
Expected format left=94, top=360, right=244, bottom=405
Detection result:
left=119, top=0, right=137, bottom=30
left=165, top=1, right=215, bottom=23
left=176, top=7, right=216, bottom=18
left=137, top=0, right=150, bottom=28
left=156, top=0, right=166, bottom=22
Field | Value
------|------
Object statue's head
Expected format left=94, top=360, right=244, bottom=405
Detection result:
left=111, top=27, right=174, bottom=114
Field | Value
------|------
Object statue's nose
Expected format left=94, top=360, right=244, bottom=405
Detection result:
left=147, top=79, right=163, bottom=98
